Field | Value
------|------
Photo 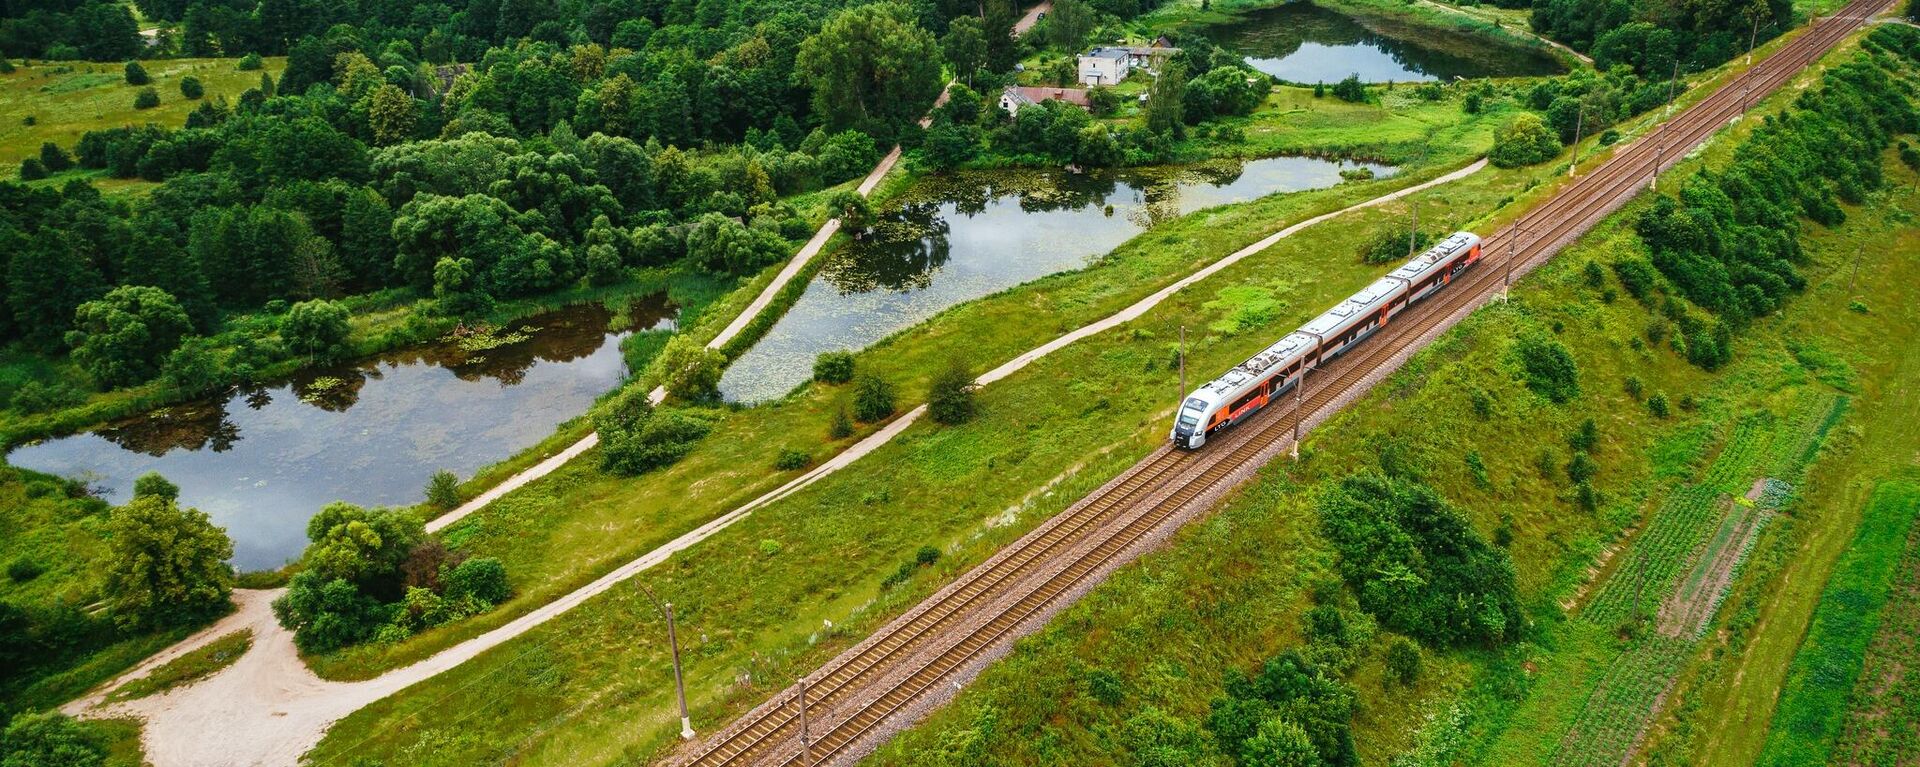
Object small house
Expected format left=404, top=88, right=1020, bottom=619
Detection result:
left=1119, top=45, right=1180, bottom=70
left=1000, top=85, right=1094, bottom=116
left=1077, top=47, right=1131, bottom=86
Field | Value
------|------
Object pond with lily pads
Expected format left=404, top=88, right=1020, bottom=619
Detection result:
left=1209, top=2, right=1564, bottom=84
left=6, top=298, right=676, bottom=570
left=717, top=154, right=1395, bottom=403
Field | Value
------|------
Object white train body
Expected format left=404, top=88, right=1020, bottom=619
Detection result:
left=1171, top=231, right=1483, bottom=449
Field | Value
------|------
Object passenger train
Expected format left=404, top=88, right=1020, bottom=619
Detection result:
left=1170, top=231, right=1483, bottom=449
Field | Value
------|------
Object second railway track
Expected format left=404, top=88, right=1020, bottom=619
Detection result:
left=674, top=3, right=1891, bottom=764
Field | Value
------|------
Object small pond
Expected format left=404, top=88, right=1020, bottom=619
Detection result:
left=6, top=297, right=677, bottom=571
left=718, top=155, right=1394, bottom=403
left=1208, top=2, right=1563, bottom=84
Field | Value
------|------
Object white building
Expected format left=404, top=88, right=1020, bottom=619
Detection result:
left=1077, top=47, right=1130, bottom=86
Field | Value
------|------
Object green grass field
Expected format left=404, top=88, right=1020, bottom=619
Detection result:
left=1755, top=480, right=1920, bottom=766
left=302, top=92, right=1567, bottom=764
left=867, top=32, right=1920, bottom=767
left=0, top=57, right=286, bottom=174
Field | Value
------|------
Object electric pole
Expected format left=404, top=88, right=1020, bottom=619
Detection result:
left=1178, top=325, right=1187, bottom=405
left=1568, top=101, right=1586, bottom=179
left=1408, top=202, right=1420, bottom=258
left=1290, top=366, right=1308, bottom=460
left=797, top=676, right=813, bottom=766
left=638, top=583, right=694, bottom=740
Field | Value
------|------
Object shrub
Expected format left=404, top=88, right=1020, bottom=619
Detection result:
left=927, top=358, right=975, bottom=425
left=272, top=571, right=386, bottom=654
left=1384, top=637, right=1422, bottom=685
left=237, top=53, right=264, bottom=70
left=163, top=337, right=228, bottom=395
left=38, top=142, right=72, bottom=171
left=133, top=471, right=179, bottom=500
left=133, top=87, right=160, bottom=109
left=8, top=380, right=85, bottom=414
left=1087, top=668, right=1124, bottom=705
left=599, top=408, right=715, bottom=475
left=1488, top=113, right=1561, bottom=168
left=442, top=557, right=509, bottom=605
left=18, top=158, right=47, bottom=180
left=852, top=373, right=895, bottom=422
left=1331, top=74, right=1367, bottom=102
left=1648, top=392, right=1670, bottom=418
left=915, top=545, right=941, bottom=566
left=124, top=60, right=149, bottom=85
left=1513, top=332, right=1579, bottom=403
left=774, top=448, right=810, bottom=471
left=1318, top=472, right=1524, bottom=646
left=1624, top=376, right=1643, bottom=398
left=653, top=335, right=725, bottom=403
left=7, top=558, right=44, bottom=582
left=0, top=711, right=107, bottom=767
left=1568, top=418, right=1598, bottom=452
left=1566, top=451, right=1596, bottom=484
left=282, top=299, right=352, bottom=362
left=829, top=406, right=854, bottom=439
left=812, top=350, right=855, bottom=384
left=103, top=495, right=234, bottom=629
left=759, top=539, right=783, bottom=557
left=179, top=75, right=204, bottom=99
left=425, top=470, right=461, bottom=508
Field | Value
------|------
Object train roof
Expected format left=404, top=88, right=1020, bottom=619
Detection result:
left=1389, top=231, right=1480, bottom=282
left=1302, top=276, right=1400, bottom=336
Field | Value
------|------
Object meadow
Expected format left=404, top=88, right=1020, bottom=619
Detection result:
left=0, top=57, right=286, bottom=174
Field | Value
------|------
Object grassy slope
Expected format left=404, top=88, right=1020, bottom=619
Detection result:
left=302, top=85, right=1522, bottom=681
left=0, top=57, right=287, bottom=172
left=867, top=40, right=1920, bottom=767
left=0, top=465, right=209, bottom=715
left=305, top=96, right=1554, bottom=763
left=1752, top=481, right=1920, bottom=766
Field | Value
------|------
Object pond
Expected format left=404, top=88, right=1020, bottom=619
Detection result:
left=717, top=154, right=1395, bottom=403
left=1208, top=2, right=1563, bottom=84
left=6, top=298, right=677, bottom=571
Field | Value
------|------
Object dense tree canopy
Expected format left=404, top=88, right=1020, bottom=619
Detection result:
left=100, top=494, right=235, bottom=629
left=1317, top=473, right=1524, bottom=647
left=66, top=285, right=194, bottom=387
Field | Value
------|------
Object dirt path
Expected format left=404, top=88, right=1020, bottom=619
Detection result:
left=65, top=159, right=1486, bottom=767
left=432, top=5, right=1052, bottom=533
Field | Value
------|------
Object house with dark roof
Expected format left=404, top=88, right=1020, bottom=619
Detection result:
left=999, top=85, right=1094, bottom=116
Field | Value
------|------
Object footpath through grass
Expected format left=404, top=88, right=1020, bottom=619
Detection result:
left=867, top=36, right=1920, bottom=767
left=305, top=104, right=1543, bottom=765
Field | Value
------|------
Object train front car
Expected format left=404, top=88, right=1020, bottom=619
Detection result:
left=1170, top=391, right=1223, bottom=450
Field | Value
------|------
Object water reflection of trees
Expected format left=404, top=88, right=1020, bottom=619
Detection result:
left=1218, top=4, right=1559, bottom=80
left=98, top=401, right=241, bottom=456
left=824, top=200, right=953, bottom=294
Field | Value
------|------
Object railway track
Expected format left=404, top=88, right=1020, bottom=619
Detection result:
left=673, top=3, right=1890, bottom=764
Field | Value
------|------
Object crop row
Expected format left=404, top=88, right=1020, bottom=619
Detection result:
left=1833, top=509, right=1920, bottom=764
left=1584, top=484, right=1730, bottom=625
left=1549, top=635, right=1691, bottom=767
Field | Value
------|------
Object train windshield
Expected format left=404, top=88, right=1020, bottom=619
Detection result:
left=1177, top=399, right=1206, bottom=429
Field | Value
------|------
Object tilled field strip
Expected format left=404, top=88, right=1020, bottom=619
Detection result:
left=673, top=3, right=1893, bottom=764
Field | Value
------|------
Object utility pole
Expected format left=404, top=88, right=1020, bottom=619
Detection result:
left=1178, top=325, right=1187, bottom=405
left=1664, top=58, right=1681, bottom=119
left=1290, top=366, right=1308, bottom=460
left=1651, top=138, right=1661, bottom=191
left=1408, top=202, right=1420, bottom=258
left=796, top=676, right=813, bottom=766
left=1747, top=16, right=1759, bottom=66
left=638, top=583, right=694, bottom=740
left=1568, top=101, right=1587, bottom=179
left=1497, top=226, right=1512, bottom=301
